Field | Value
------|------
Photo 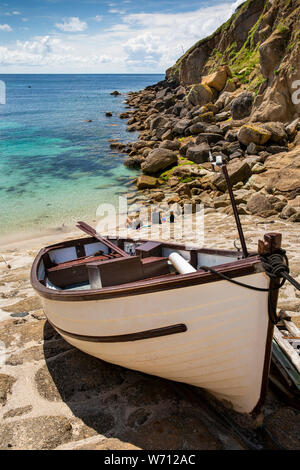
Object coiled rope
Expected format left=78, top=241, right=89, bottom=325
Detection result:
left=200, top=249, right=300, bottom=325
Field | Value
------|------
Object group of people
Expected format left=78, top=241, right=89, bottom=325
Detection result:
left=126, top=208, right=175, bottom=231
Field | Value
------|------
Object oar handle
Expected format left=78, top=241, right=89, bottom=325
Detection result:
left=77, top=221, right=130, bottom=258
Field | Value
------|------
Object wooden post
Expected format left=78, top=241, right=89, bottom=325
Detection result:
left=253, top=232, right=282, bottom=417
left=221, top=164, right=249, bottom=258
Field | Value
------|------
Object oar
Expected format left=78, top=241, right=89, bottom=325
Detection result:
left=76, top=221, right=130, bottom=258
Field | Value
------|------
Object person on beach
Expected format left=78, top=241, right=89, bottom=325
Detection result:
left=132, top=211, right=142, bottom=230
left=169, top=210, right=175, bottom=224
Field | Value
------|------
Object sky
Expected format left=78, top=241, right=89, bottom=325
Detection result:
left=0, top=0, right=244, bottom=73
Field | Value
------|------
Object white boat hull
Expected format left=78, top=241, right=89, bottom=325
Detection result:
left=41, top=271, right=270, bottom=414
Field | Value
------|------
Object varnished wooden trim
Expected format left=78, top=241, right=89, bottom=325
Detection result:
left=50, top=321, right=187, bottom=343
left=31, top=252, right=261, bottom=302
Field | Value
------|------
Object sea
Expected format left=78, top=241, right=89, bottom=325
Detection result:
left=0, top=74, right=163, bottom=242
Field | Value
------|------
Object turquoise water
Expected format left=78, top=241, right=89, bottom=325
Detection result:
left=0, top=74, right=163, bottom=241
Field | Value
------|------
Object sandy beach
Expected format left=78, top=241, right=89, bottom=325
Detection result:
left=0, top=210, right=299, bottom=450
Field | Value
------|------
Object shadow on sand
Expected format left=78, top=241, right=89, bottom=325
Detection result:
left=41, top=321, right=228, bottom=450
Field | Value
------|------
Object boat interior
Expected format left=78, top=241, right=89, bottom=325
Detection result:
left=36, top=237, right=244, bottom=292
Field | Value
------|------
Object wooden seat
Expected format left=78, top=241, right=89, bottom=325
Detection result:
left=87, top=256, right=170, bottom=289
left=136, top=241, right=162, bottom=258
left=47, top=253, right=121, bottom=272
left=47, top=254, right=121, bottom=288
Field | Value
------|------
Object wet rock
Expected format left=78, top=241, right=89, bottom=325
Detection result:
left=267, top=145, right=289, bottom=155
left=110, top=91, right=121, bottom=96
left=186, top=143, right=210, bottom=164
left=161, top=128, right=173, bottom=141
left=186, top=84, right=214, bottom=107
left=187, top=122, right=207, bottom=135
left=215, top=111, right=231, bottom=122
left=289, top=212, right=300, bottom=222
left=274, top=201, right=286, bottom=212
left=280, top=204, right=296, bottom=219
left=173, top=118, right=192, bottom=136
left=231, top=92, right=254, bottom=120
left=10, top=311, right=28, bottom=318
left=196, top=133, right=224, bottom=145
left=225, top=130, right=238, bottom=142
left=159, top=140, right=180, bottom=151
left=110, top=142, right=126, bottom=150
left=0, top=416, right=73, bottom=450
left=141, top=149, right=178, bottom=174
left=213, top=160, right=251, bottom=191
left=238, top=125, right=272, bottom=146
left=124, top=156, right=144, bottom=169
left=105, top=112, right=112, bottom=117
left=246, top=193, right=273, bottom=215
left=0, top=374, right=16, bottom=406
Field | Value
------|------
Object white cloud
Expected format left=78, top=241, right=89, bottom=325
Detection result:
left=0, top=35, right=116, bottom=70
left=120, top=1, right=244, bottom=69
left=109, top=9, right=125, bottom=14
left=94, top=15, right=103, bottom=22
left=0, top=1, right=249, bottom=72
left=0, top=24, right=12, bottom=31
left=56, top=17, right=87, bottom=33
left=5, top=10, right=21, bottom=16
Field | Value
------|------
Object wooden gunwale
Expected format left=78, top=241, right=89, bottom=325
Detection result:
left=30, top=236, right=262, bottom=302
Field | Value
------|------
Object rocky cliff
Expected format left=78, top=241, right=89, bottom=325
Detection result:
left=167, top=0, right=300, bottom=123
left=115, top=0, right=300, bottom=224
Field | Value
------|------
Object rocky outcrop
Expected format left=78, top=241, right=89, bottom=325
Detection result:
left=237, top=125, right=272, bottom=146
left=136, top=175, right=159, bottom=190
left=166, top=0, right=267, bottom=85
left=117, top=0, right=300, bottom=225
left=166, top=0, right=300, bottom=124
left=141, top=148, right=178, bottom=174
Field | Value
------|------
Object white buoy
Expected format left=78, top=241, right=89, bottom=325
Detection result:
left=168, top=253, right=197, bottom=275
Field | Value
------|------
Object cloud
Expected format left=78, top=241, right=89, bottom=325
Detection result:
left=0, top=35, right=116, bottom=69
left=109, top=9, right=126, bottom=14
left=5, top=11, right=21, bottom=16
left=94, top=15, right=103, bottom=22
left=0, top=24, right=12, bottom=32
left=120, top=1, right=244, bottom=69
left=0, top=1, right=249, bottom=72
left=56, top=17, right=87, bottom=33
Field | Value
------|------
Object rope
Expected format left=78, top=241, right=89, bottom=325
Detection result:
left=200, top=249, right=300, bottom=325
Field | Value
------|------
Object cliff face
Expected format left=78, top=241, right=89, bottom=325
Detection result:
left=166, top=0, right=300, bottom=123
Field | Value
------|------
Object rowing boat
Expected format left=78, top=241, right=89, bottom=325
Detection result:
left=31, top=222, right=283, bottom=414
